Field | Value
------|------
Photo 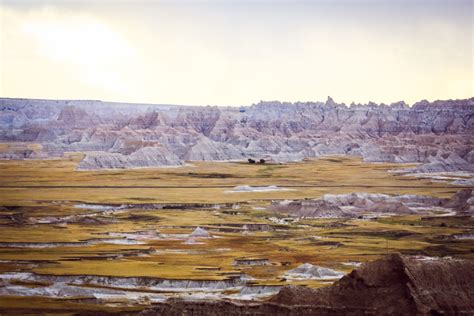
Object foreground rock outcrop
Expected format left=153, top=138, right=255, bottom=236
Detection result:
left=444, top=188, right=474, bottom=215
left=140, top=253, right=474, bottom=315
left=0, top=97, right=473, bottom=171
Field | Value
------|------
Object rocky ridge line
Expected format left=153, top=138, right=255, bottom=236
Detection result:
left=0, top=97, right=472, bottom=172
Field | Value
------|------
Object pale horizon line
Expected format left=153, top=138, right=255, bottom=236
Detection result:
left=1, top=95, right=473, bottom=108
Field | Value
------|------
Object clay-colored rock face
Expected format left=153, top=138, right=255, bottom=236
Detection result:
left=139, top=254, right=474, bottom=315
left=0, top=97, right=473, bottom=171
left=272, top=253, right=474, bottom=314
left=443, top=189, right=474, bottom=215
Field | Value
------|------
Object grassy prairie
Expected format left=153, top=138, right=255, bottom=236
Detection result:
left=0, top=155, right=459, bottom=205
left=0, top=155, right=472, bottom=312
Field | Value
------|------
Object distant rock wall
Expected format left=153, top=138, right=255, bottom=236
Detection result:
left=0, top=97, right=473, bottom=171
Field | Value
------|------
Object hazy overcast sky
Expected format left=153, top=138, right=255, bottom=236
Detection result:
left=0, top=0, right=472, bottom=106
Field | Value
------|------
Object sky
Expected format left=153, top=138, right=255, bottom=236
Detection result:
left=0, top=0, right=472, bottom=106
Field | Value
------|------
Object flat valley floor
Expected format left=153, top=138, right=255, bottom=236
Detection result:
left=0, top=155, right=473, bottom=313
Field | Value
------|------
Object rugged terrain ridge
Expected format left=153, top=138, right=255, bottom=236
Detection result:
left=1, top=97, right=473, bottom=171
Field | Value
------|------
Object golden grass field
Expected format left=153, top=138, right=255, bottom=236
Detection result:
left=0, top=153, right=472, bottom=313
left=0, top=154, right=461, bottom=204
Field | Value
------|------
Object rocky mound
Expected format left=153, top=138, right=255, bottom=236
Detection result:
left=443, top=188, right=473, bottom=215
left=227, top=185, right=291, bottom=193
left=366, top=201, right=414, bottom=214
left=271, top=190, right=469, bottom=218
left=190, top=227, right=211, bottom=238
left=284, top=263, right=344, bottom=280
left=77, top=146, right=182, bottom=170
left=271, top=199, right=354, bottom=218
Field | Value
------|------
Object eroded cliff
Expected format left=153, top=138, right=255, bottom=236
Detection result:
left=1, top=97, right=472, bottom=171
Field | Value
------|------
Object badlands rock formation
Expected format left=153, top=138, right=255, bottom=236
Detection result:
left=284, top=263, right=344, bottom=280
left=140, top=253, right=474, bottom=315
left=190, top=227, right=211, bottom=238
left=270, top=189, right=473, bottom=218
left=444, top=188, right=474, bottom=215
left=0, top=97, right=473, bottom=171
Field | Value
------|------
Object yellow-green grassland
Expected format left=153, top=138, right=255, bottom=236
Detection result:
left=0, top=153, right=472, bottom=313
